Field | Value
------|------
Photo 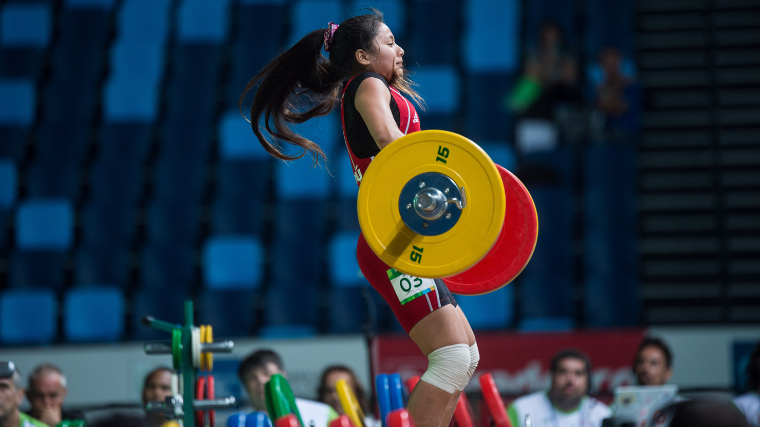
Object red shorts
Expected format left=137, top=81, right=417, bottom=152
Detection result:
left=356, top=233, right=457, bottom=333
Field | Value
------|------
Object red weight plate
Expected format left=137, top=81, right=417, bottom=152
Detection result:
left=195, top=377, right=206, bottom=427
left=208, top=375, right=215, bottom=427
left=443, top=164, right=538, bottom=295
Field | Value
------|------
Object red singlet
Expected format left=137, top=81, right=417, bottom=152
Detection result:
left=340, top=71, right=457, bottom=333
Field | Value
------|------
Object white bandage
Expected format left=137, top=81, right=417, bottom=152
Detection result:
left=468, top=343, right=480, bottom=378
left=420, top=343, right=471, bottom=394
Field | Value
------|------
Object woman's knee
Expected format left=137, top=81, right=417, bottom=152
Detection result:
left=420, top=343, right=472, bottom=394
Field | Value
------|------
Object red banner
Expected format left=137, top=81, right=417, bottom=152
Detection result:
left=371, top=329, right=645, bottom=396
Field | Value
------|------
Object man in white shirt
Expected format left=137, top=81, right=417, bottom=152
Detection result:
left=734, top=340, right=760, bottom=426
left=507, top=349, right=611, bottom=427
left=236, top=350, right=338, bottom=427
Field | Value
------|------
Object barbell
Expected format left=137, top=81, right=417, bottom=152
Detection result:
left=357, top=130, right=538, bottom=295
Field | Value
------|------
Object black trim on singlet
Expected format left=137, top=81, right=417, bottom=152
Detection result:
left=343, top=71, right=401, bottom=159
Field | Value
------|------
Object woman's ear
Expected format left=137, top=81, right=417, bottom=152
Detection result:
left=355, top=49, right=372, bottom=66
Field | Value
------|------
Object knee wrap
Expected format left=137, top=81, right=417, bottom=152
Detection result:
left=468, top=343, right=480, bottom=377
left=420, top=344, right=471, bottom=394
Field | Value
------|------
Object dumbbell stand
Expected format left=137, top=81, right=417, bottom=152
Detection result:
left=142, top=300, right=236, bottom=427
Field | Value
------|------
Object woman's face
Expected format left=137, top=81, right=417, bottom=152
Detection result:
left=367, top=23, right=404, bottom=83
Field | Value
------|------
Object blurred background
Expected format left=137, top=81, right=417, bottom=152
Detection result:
left=0, top=0, right=759, bottom=420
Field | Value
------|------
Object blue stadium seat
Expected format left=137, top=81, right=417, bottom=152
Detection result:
left=287, top=113, right=340, bottom=159
left=202, top=236, right=264, bottom=290
left=219, top=110, right=266, bottom=160
left=0, top=289, right=57, bottom=344
left=330, top=285, right=399, bottom=334
left=65, top=0, right=115, bottom=8
left=197, top=289, right=256, bottom=338
left=287, top=0, right=344, bottom=47
left=64, top=286, right=125, bottom=342
left=457, top=286, right=514, bottom=330
left=348, top=0, right=405, bottom=38
left=525, top=0, right=577, bottom=51
left=99, top=122, right=152, bottom=166
left=211, top=160, right=269, bottom=236
left=0, top=127, right=26, bottom=162
left=464, top=73, right=516, bottom=141
left=328, top=231, right=363, bottom=287
left=274, top=157, right=331, bottom=200
left=144, top=198, right=201, bottom=247
left=269, top=233, right=324, bottom=288
left=130, top=288, right=187, bottom=340
left=264, top=284, right=319, bottom=328
left=152, top=152, right=207, bottom=205
left=0, top=160, right=17, bottom=210
left=42, top=76, right=99, bottom=124
left=478, top=141, right=517, bottom=172
left=517, top=187, right=574, bottom=318
left=331, top=150, right=361, bottom=231
left=26, top=159, right=81, bottom=200
left=8, top=251, right=67, bottom=290
left=103, top=76, right=160, bottom=122
left=228, top=2, right=286, bottom=105
left=413, top=65, right=461, bottom=116
left=80, top=199, right=137, bottom=247
left=463, top=0, right=520, bottom=73
left=1, top=3, right=52, bottom=48
left=332, top=150, right=358, bottom=199
left=164, top=45, right=221, bottom=124
left=258, top=325, right=317, bottom=339
left=0, top=4, right=52, bottom=78
left=328, top=287, right=367, bottom=334
left=408, top=0, right=458, bottom=64
left=519, top=147, right=575, bottom=188
left=583, top=146, right=638, bottom=327
left=140, top=242, right=195, bottom=291
left=518, top=316, right=575, bottom=332
left=585, top=0, right=634, bottom=59
left=176, top=0, right=230, bottom=44
left=0, top=79, right=35, bottom=126
left=74, top=244, right=130, bottom=288
left=16, top=199, right=74, bottom=250
left=49, top=7, right=110, bottom=94
left=117, top=0, right=172, bottom=46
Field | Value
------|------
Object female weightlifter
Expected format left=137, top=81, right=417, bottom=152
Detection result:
left=240, top=11, right=478, bottom=427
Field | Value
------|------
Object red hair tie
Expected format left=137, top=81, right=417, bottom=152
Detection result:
left=324, top=21, right=339, bottom=52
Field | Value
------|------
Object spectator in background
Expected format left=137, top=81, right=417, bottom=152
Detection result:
left=317, top=366, right=369, bottom=416
left=237, top=350, right=338, bottom=427
left=654, top=399, right=749, bottom=427
left=90, top=414, right=151, bottom=427
left=0, top=362, right=48, bottom=427
left=142, top=367, right=174, bottom=427
left=734, top=339, right=760, bottom=426
left=591, top=47, right=642, bottom=141
left=508, top=21, right=582, bottom=120
left=507, top=349, right=610, bottom=427
left=634, top=337, right=673, bottom=386
left=26, top=364, right=84, bottom=426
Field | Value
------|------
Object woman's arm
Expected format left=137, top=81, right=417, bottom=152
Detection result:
left=355, top=77, right=405, bottom=150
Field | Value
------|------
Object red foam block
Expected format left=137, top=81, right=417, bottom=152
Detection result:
left=479, top=374, right=512, bottom=427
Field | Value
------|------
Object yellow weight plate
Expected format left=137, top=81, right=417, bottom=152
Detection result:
left=200, top=325, right=208, bottom=371
left=205, top=325, right=213, bottom=372
left=358, top=130, right=505, bottom=278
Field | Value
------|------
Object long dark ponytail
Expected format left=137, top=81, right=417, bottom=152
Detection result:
left=239, top=9, right=422, bottom=163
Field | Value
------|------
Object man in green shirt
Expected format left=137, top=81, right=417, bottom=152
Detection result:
left=0, top=362, right=48, bottom=427
left=237, top=350, right=338, bottom=427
